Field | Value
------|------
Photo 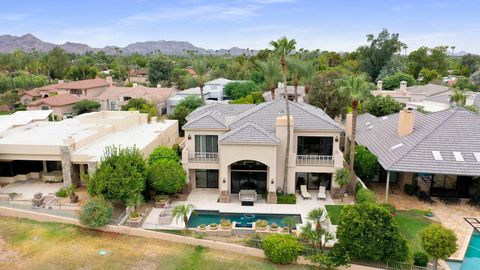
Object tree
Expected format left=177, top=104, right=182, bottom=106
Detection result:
left=79, top=198, right=113, bottom=228
left=72, top=100, right=101, bottom=115
left=147, top=159, right=186, bottom=194
left=168, top=95, right=204, bottom=135
left=224, top=81, right=260, bottom=100
left=299, top=60, right=317, bottom=95
left=363, top=96, right=404, bottom=117
left=148, top=146, right=180, bottom=165
left=449, top=89, right=467, bottom=106
left=419, top=68, right=441, bottom=84
left=257, top=58, right=281, bottom=99
left=270, top=36, right=296, bottom=195
left=121, top=98, right=158, bottom=118
left=337, top=75, right=373, bottom=182
left=308, top=70, right=349, bottom=118
left=307, top=208, right=328, bottom=232
left=300, top=223, right=334, bottom=249
left=287, top=56, right=302, bottom=102
left=172, top=204, right=194, bottom=231
left=335, top=203, right=410, bottom=262
left=262, top=234, right=302, bottom=264
left=334, top=168, right=350, bottom=201
left=471, top=69, right=480, bottom=85
left=46, top=47, right=69, bottom=80
left=282, top=216, right=298, bottom=234
left=381, top=72, right=416, bottom=90
left=1, top=91, right=18, bottom=111
left=461, top=54, right=480, bottom=75
left=88, top=146, right=147, bottom=204
left=421, top=224, right=457, bottom=270
left=148, top=56, right=173, bottom=86
left=407, top=46, right=448, bottom=79
left=353, top=145, right=379, bottom=182
left=230, top=91, right=264, bottom=104
left=357, top=29, right=404, bottom=80
left=452, top=78, right=479, bottom=91
left=376, top=55, right=406, bottom=81
left=193, top=59, right=209, bottom=104
left=176, top=95, right=204, bottom=111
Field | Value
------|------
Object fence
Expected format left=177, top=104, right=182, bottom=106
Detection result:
left=353, top=260, right=435, bottom=270
left=0, top=200, right=79, bottom=219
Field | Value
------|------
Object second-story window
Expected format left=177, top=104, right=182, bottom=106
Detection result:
left=195, top=135, right=218, bottom=153
left=297, top=136, right=333, bottom=156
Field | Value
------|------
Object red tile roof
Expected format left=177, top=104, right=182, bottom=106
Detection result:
left=29, top=94, right=81, bottom=107
left=97, top=85, right=174, bottom=103
left=56, top=78, right=110, bottom=90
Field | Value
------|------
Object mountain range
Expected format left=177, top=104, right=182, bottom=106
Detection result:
left=0, top=34, right=259, bottom=56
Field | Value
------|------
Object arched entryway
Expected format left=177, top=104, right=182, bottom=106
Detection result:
left=230, top=160, right=268, bottom=194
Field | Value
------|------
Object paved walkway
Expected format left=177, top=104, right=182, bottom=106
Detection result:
left=371, top=184, right=479, bottom=260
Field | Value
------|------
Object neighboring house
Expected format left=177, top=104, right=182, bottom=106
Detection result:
left=263, top=83, right=306, bottom=102
left=181, top=99, right=344, bottom=203
left=129, top=69, right=148, bottom=83
left=166, top=78, right=246, bottom=114
left=20, top=83, right=62, bottom=105
left=96, top=84, right=175, bottom=113
left=0, top=110, right=179, bottom=186
left=56, top=78, right=112, bottom=98
left=350, top=107, right=480, bottom=198
left=185, top=66, right=197, bottom=76
left=27, top=94, right=82, bottom=118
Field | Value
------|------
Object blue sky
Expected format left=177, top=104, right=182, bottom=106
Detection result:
left=1, top=0, right=480, bottom=53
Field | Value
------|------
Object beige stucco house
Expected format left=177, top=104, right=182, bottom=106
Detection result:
left=0, top=110, right=178, bottom=187
left=181, top=99, right=344, bottom=203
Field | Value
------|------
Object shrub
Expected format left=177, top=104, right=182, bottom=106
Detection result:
left=220, top=219, right=232, bottom=228
left=355, top=188, right=377, bottom=204
left=381, top=72, right=416, bottom=90
left=80, top=198, right=113, bottom=228
left=209, top=223, right=218, bottom=230
left=262, top=234, right=302, bottom=264
left=277, top=193, right=296, bottom=204
left=404, top=183, right=418, bottom=196
left=255, top=219, right=268, bottom=228
left=55, top=188, right=68, bottom=198
left=355, top=181, right=364, bottom=195
left=199, top=224, right=206, bottom=230
left=380, top=203, right=397, bottom=214
left=148, top=146, right=180, bottom=165
left=147, top=159, right=186, bottom=194
left=354, top=145, right=379, bottom=182
left=413, top=251, right=429, bottom=267
left=245, top=233, right=263, bottom=248
left=72, top=100, right=101, bottom=115
left=421, top=224, right=457, bottom=268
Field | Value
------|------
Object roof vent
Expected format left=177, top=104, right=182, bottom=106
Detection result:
left=390, top=143, right=404, bottom=150
left=453, top=152, right=464, bottom=162
left=432, top=151, right=443, bottom=161
left=474, top=153, right=480, bottom=162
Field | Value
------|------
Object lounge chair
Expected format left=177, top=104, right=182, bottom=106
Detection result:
left=317, top=186, right=326, bottom=200
left=300, top=185, right=312, bottom=200
left=418, top=191, right=437, bottom=205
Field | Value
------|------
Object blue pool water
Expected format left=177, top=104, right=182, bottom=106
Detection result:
left=188, top=210, right=302, bottom=228
left=447, top=231, right=480, bottom=270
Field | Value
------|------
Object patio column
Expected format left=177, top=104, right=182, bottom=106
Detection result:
left=385, top=171, right=390, bottom=202
left=42, top=161, right=47, bottom=173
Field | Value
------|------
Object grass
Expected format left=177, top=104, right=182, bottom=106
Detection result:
left=326, top=204, right=434, bottom=254
left=0, top=217, right=310, bottom=270
left=0, top=111, right=12, bottom=115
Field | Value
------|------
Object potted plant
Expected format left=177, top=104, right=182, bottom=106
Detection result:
left=282, top=226, right=290, bottom=233
left=198, top=224, right=207, bottom=231
left=220, top=219, right=232, bottom=230
left=129, top=211, right=142, bottom=222
left=66, top=184, right=78, bottom=203
left=8, top=192, right=17, bottom=200
left=270, top=223, right=279, bottom=232
left=255, top=219, right=268, bottom=231
left=425, top=209, right=433, bottom=217
left=154, top=195, right=169, bottom=208
left=209, top=223, right=218, bottom=230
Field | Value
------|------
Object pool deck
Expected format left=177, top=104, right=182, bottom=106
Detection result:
left=142, top=188, right=338, bottom=232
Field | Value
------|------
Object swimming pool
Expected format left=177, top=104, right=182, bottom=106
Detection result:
left=447, top=231, right=480, bottom=270
left=188, top=210, right=302, bottom=228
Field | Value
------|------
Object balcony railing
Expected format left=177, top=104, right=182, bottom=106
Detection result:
left=296, top=155, right=333, bottom=166
left=188, top=152, right=219, bottom=163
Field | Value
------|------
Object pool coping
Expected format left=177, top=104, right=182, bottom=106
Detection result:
left=449, top=227, right=474, bottom=261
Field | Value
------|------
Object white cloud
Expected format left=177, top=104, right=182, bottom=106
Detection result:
left=0, top=13, right=29, bottom=22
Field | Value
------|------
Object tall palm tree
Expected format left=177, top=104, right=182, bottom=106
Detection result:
left=338, top=75, right=373, bottom=182
left=270, top=37, right=296, bottom=195
left=193, top=59, right=208, bottom=104
left=299, top=60, right=317, bottom=96
left=257, top=58, right=281, bottom=99
left=306, top=208, right=328, bottom=232
left=286, top=57, right=301, bottom=102
left=172, top=204, right=194, bottom=231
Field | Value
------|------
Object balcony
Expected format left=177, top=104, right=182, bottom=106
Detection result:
left=188, top=152, right=219, bottom=163
left=296, top=155, right=333, bottom=166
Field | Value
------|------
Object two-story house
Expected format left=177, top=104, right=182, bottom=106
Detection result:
left=181, top=99, right=344, bottom=203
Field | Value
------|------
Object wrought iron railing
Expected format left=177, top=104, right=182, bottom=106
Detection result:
left=188, top=152, right=219, bottom=163
left=296, top=155, right=333, bottom=166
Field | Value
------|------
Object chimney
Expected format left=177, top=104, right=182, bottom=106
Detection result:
left=132, top=83, right=138, bottom=87
left=157, top=84, right=161, bottom=88
left=376, top=80, right=383, bottom=91
left=106, top=76, right=113, bottom=87
left=398, top=108, right=415, bottom=137
left=400, top=81, right=408, bottom=93
left=58, top=80, right=64, bottom=84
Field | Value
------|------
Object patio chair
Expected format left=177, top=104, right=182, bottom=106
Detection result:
left=418, top=191, right=437, bottom=205
left=300, top=185, right=312, bottom=200
left=317, top=186, right=326, bottom=200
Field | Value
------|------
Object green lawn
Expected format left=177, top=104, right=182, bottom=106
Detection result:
left=0, top=111, right=12, bottom=115
left=0, top=217, right=310, bottom=270
left=325, top=205, right=433, bottom=254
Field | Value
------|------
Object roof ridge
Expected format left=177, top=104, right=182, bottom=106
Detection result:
left=230, top=99, right=280, bottom=124
left=219, top=121, right=279, bottom=143
left=183, top=108, right=227, bottom=129
left=289, top=102, right=342, bottom=129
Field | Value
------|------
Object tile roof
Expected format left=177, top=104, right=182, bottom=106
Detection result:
left=399, top=83, right=450, bottom=97
left=219, top=122, right=280, bottom=145
left=356, top=108, right=480, bottom=176
left=29, top=94, right=81, bottom=107
left=22, top=84, right=60, bottom=97
left=56, top=78, right=110, bottom=90
left=96, top=85, right=174, bottom=102
left=183, top=109, right=228, bottom=130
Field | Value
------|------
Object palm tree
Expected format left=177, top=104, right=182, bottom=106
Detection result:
left=193, top=59, right=208, bottom=104
left=172, top=204, right=194, bottom=231
left=286, top=57, right=301, bottom=102
left=306, top=208, right=328, bottom=232
left=451, top=46, right=456, bottom=56
left=257, top=58, right=281, bottom=99
left=270, top=37, right=296, bottom=195
left=300, top=223, right=334, bottom=249
left=337, top=75, right=373, bottom=182
left=450, top=89, right=466, bottom=106
left=282, top=216, right=298, bottom=234
left=334, top=168, right=351, bottom=202
left=299, top=60, right=317, bottom=96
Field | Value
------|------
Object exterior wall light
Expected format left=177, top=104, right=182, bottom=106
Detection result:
left=335, top=136, right=339, bottom=142
left=222, top=178, right=226, bottom=183
left=187, top=135, right=191, bottom=140
left=271, top=179, right=274, bottom=184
